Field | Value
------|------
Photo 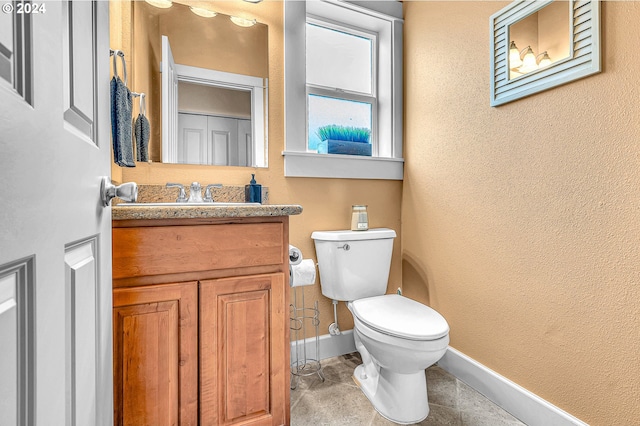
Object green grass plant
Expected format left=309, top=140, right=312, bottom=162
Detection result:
left=316, top=124, right=370, bottom=143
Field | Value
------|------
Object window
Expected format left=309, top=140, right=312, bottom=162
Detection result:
left=284, top=0, right=404, bottom=180
left=306, top=21, right=376, bottom=154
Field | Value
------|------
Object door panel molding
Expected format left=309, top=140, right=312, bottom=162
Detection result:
left=62, top=0, right=98, bottom=143
left=220, top=290, right=270, bottom=421
left=0, top=10, right=32, bottom=104
left=0, top=256, right=36, bottom=426
left=64, top=236, right=99, bottom=426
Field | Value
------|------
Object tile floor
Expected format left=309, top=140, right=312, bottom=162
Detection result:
left=290, top=353, right=526, bottom=426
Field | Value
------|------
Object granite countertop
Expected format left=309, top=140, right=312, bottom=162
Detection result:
left=112, top=203, right=303, bottom=220
left=111, top=183, right=302, bottom=220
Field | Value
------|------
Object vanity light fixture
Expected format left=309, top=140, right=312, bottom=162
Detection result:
left=508, top=41, right=524, bottom=68
left=509, top=41, right=552, bottom=74
left=190, top=6, right=217, bottom=18
left=243, top=0, right=263, bottom=3
left=519, top=46, right=537, bottom=73
left=230, top=16, right=257, bottom=27
left=537, top=51, right=552, bottom=68
left=144, top=0, right=172, bottom=9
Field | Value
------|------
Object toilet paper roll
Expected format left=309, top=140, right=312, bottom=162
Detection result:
left=289, top=245, right=303, bottom=265
left=289, top=259, right=316, bottom=287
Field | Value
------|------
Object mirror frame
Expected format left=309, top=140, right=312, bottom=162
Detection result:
left=490, top=0, right=601, bottom=107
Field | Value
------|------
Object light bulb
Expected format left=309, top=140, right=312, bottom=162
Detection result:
left=145, top=0, right=172, bottom=8
left=230, top=16, right=257, bottom=27
left=509, top=41, right=522, bottom=69
left=190, top=6, right=217, bottom=18
left=519, top=46, right=537, bottom=73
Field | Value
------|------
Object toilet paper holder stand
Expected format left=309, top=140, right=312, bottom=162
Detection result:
left=290, top=286, right=325, bottom=389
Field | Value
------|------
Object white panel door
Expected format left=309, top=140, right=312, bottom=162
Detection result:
left=0, top=1, right=112, bottom=425
left=208, top=115, right=237, bottom=166
left=177, top=112, right=207, bottom=164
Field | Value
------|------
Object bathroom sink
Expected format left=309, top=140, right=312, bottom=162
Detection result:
left=118, top=202, right=262, bottom=207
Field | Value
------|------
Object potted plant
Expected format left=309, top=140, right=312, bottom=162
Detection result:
left=316, top=124, right=371, bottom=156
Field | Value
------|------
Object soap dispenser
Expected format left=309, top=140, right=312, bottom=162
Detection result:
left=245, top=174, right=262, bottom=203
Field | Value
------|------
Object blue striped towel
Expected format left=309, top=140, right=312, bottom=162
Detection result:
left=134, top=113, right=150, bottom=162
left=110, top=75, right=135, bottom=167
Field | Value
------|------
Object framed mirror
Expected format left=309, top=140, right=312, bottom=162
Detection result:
left=490, top=0, right=600, bottom=107
left=131, top=0, right=269, bottom=166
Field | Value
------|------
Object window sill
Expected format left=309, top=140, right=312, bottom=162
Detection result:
left=283, top=151, right=404, bottom=180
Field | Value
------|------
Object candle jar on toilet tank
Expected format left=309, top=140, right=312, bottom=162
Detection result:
left=351, top=205, right=369, bottom=231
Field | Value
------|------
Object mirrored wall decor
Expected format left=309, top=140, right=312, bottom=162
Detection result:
left=490, top=0, right=601, bottom=107
left=132, top=0, right=269, bottom=166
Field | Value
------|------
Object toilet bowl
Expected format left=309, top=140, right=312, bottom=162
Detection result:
left=311, top=229, right=450, bottom=424
left=349, top=295, right=449, bottom=424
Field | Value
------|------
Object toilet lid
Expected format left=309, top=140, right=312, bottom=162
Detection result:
left=350, top=294, right=449, bottom=341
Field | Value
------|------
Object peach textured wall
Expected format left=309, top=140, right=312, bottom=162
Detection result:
left=403, top=2, right=640, bottom=425
left=110, top=1, right=403, bottom=338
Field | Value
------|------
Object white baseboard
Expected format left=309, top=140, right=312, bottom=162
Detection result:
left=290, top=329, right=356, bottom=363
left=292, top=334, right=586, bottom=426
left=438, top=347, right=588, bottom=426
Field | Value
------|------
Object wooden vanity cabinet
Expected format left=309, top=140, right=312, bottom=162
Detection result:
left=112, top=217, right=291, bottom=426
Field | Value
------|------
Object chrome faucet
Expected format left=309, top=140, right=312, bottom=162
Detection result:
left=166, top=182, right=222, bottom=203
left=204, top=184, right=223, bottom=202
left=166, top=183, right=187, bottom=202
left=187, top=182, right=204, bottom=203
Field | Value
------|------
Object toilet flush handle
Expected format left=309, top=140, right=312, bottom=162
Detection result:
left=337, top=244, right=350, bottom=251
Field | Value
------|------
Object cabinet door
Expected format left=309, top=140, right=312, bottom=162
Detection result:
left=113, top=282, right=198, bottom=426
left=200, top=273, right=288, bottom=426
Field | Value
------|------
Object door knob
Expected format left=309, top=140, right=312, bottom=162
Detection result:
left=100, top=177, right=138, bottom=206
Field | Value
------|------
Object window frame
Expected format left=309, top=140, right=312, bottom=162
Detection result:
left=284, top=0, right=404, bottom=180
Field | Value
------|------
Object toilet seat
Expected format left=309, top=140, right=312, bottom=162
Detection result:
left=350, top=294, right=449, bottom=341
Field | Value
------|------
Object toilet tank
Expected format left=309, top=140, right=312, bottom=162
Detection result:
left=311, top=228, right=396, bottom=301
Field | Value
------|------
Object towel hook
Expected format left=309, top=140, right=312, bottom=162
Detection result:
left=110, top=49, right=128, bottom=86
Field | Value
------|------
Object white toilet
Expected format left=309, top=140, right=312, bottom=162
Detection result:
left=311, top=228, right=450, bottom=425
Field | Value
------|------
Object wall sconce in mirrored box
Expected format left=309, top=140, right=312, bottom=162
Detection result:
left=490, top=0, right=601, bottom=107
